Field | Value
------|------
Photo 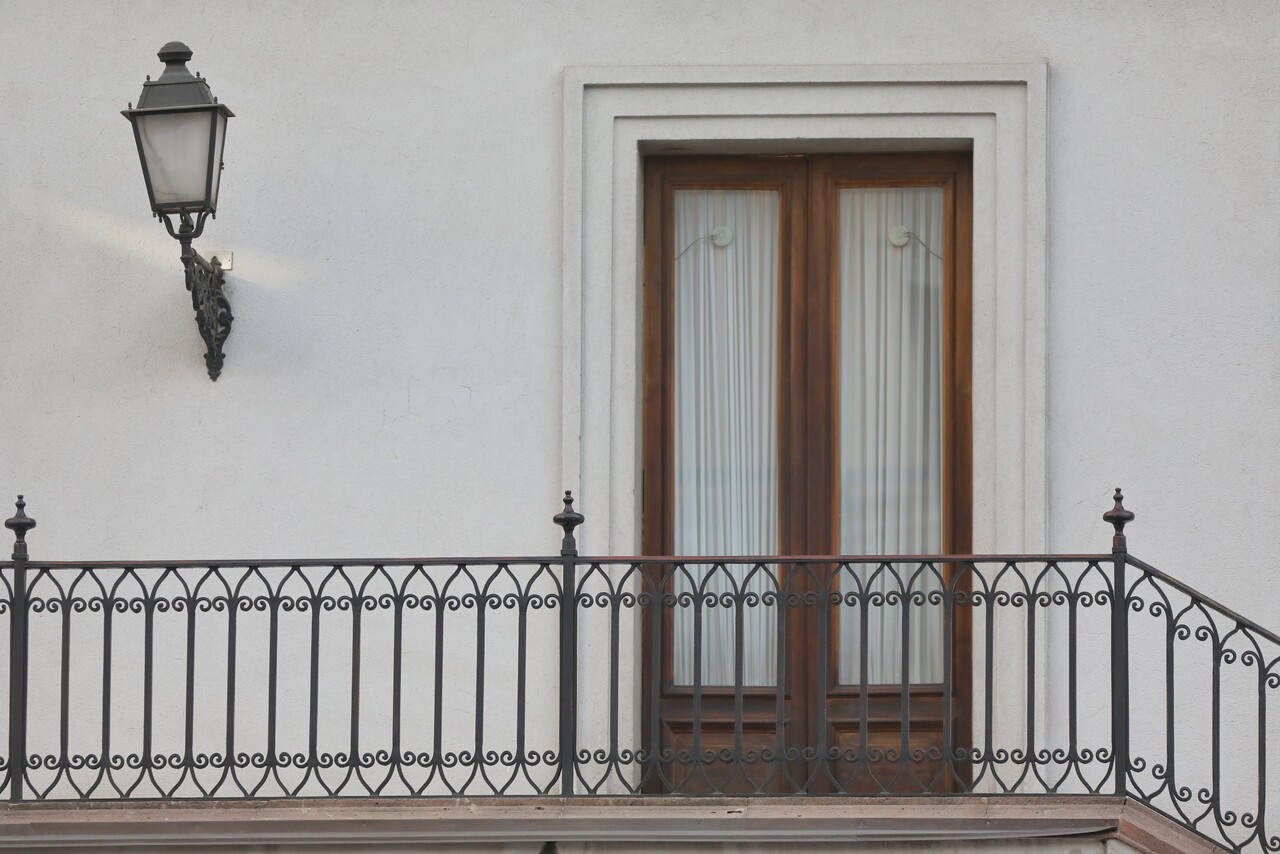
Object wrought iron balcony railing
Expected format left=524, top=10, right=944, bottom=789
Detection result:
left=0, top=491, right=1276, bottom=853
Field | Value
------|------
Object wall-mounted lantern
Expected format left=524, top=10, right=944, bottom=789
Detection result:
left=122, top=42, right=234, bottom=380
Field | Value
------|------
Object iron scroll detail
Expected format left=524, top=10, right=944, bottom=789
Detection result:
left=161, top=211, right=233, bottom=381
left=188, top=250, right=232, bottom=381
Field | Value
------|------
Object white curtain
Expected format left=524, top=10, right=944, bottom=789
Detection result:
left=837, top=187, right=945, bottom=685
left=672, top=189, right=779, bottom=687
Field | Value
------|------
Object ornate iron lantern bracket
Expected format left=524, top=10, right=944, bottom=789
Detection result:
left=160, top=212, right=232, bottom=380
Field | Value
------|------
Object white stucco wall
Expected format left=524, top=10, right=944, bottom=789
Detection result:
left=2, top=0, right=1276, bottom=598
left=0, top=0, right=1277, bottom=836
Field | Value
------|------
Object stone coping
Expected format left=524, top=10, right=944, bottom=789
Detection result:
left=0, top=795, right=1222, bottom=851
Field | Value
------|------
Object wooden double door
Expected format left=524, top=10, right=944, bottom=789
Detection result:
left=641, top=154, right=972, bottom=793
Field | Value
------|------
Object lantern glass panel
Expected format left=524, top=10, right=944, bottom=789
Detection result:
left=136, top=110, right=214, bottom=207
left=209, top=111, right=227, bottom=210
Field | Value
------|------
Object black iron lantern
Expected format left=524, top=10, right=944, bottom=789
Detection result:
left=123, top=41, right=233, bottom=217
left=122, top=41, right=235, bottom=380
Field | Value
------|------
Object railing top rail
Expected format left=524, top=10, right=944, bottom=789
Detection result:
left=25, top=557, right=567, bottom=570
left=1126, top=553, right=1280, bottom=647
left=21, top=553, right=1113, bottom=571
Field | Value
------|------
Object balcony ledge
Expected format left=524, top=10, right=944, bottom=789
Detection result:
left=0, top=795, right=1222, bottom=851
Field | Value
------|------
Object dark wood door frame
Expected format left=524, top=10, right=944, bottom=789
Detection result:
left=641, top=153, right=972, bottom=793
left=806, top=154, right=973, bottom=792
left=641, top=156, right=810, bottom=792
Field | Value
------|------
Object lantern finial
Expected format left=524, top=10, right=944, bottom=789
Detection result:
left=157, top=41, right=194, bottom=65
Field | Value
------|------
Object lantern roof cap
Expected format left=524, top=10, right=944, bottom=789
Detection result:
left=128, top=41, right=231, bottom=114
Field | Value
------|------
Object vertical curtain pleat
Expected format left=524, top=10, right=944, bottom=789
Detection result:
left=672, top=189, right=780, bottom=687
left=838, top=187, right=945, bottom=685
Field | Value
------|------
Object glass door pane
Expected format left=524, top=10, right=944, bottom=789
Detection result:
left=837, top=186, right=945, bottom=685
left=671, top=188, right=780, bottom=687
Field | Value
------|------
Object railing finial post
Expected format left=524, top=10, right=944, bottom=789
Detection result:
left=1105, top=487, right=1132, bottom=796
left=4, top=496, right=33, bottom=803
left=5, top=496, right=35, bottom=561
left=554, top=491, right=582, bottom=796
left=554, top=490, right=584, bottom=557
left=1103, top=487, right=1134, bottom=554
